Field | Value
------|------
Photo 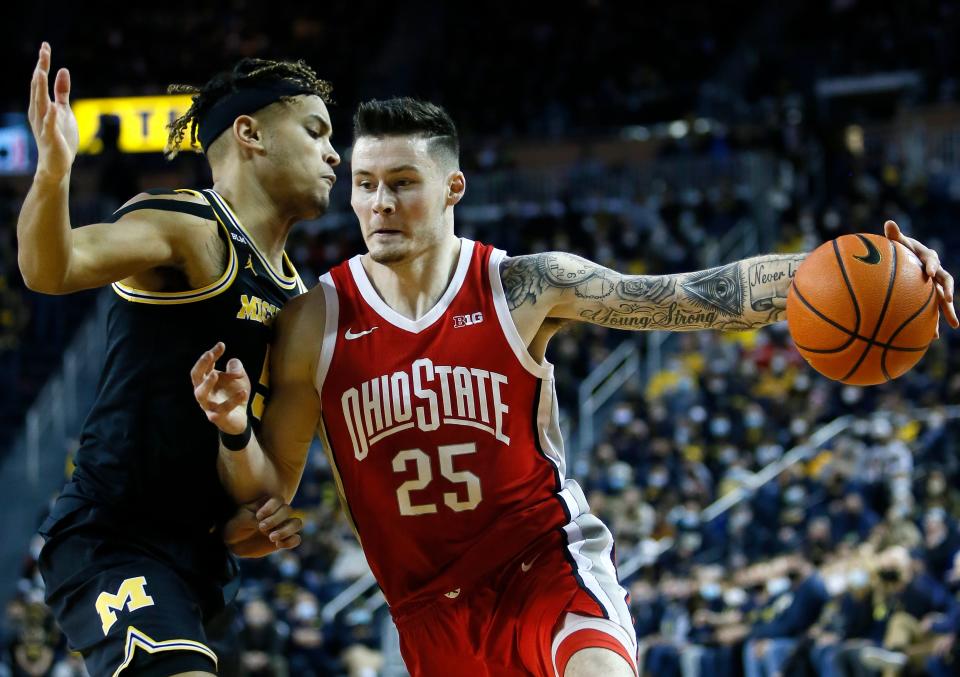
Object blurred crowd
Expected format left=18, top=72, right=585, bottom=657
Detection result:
left=5, top=1, right=959, bottom=135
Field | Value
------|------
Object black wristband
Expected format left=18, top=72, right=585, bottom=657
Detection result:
left=220, top=421, right=252, bottom=451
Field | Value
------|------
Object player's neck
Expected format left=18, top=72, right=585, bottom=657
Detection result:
left=212, top=179, right=297, bottom=268
left=361, top=234, right=462, bottom=322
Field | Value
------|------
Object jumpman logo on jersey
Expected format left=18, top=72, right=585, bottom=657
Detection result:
left=245, top=255, right=256, bottom=275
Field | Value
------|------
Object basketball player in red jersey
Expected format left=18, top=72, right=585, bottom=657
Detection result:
left=192, top=99, right=956, bottom=676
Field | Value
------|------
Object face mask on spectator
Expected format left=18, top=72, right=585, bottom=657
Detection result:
left=612, top=405, right=633, bottom=426
left=790, top=418, right=808, bottom=436
left=766, top=577, right=790, bottom=597
left=730, top=509, right=751, bottom=530
left=681, top=510, right=699, bottom=529
left=699, top=582, right=721, bottom=600
left=279, top=557, right=301, bottom=579
left=785, top=486, right=806, bottom=505
left=720, top=446, right=738, bottom=466
left=723, top=587, right=747, bottom=608
left=710, top=417, right=731, bottom=437
left=293, top=600, right=319, bottom=622
left=842, top=386, right=862, bottom=405
left=878, top=568, right=902, bottom=584
left=608, top=462, right=632, bottom=491
left=745, top=409, right=764, bottom=429
left=649, top=471, right=669, bottom=488
left=825, top=573, right=847, bottom=596
left=847, top=569, right=870, bottom=589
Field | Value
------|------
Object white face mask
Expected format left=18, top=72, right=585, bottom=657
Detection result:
left=723, top=587, right=747, bottom=608
left=847, top=569, right=869, bottom=590
left=825, top=574, right=847, bottom=597
left=766, top=577, right=790, bottom=597
left=293, top=600, right=318, bottom=622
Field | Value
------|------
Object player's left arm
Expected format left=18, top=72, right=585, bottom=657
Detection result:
left=502, top=220, right=956, bottom=333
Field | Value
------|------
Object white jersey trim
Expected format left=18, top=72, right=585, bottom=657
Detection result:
left=535, top=379, right=567, bottom=481
left=347, top=238, right=475, bottom=334
left=314, top=272, right=340, bottom=397
left=488, top=248, right=554, bottom=379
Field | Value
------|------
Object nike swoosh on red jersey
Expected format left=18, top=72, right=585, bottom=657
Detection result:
left=345, top=327, right=379, bottom=340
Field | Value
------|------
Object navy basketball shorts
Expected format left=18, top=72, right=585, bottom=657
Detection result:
left=39, top=528, right=223, bottom=677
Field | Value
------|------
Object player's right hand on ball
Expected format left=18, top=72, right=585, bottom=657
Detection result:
left=191, top=342, right=251, bottom=435
left=28, top=43, right=79, bottom=181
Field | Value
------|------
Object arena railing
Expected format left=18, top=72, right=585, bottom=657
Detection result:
left=616, top=405, right=960, bottom=581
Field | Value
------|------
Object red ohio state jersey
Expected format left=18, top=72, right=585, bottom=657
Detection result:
left=315, top=239, right=589, bottom=611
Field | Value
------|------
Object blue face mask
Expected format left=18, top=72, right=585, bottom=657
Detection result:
left=700, top=583, right=721, bottom=600
left=279, top=558, right=300, bottom=579
left=766, top=577, right=790, bottom=597
left=710, top=417, right=731, bottom=437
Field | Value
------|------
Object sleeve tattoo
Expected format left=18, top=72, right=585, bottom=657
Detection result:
left=500, top=252, right=807, bottom=332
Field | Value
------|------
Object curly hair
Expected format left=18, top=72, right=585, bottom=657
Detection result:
left=165, top=58, right=332, bottom=159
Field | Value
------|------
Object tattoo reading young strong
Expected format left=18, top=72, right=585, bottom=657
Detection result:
left=500, top=252, right=807, bottom=332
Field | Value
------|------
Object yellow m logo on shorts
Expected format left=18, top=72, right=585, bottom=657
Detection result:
left=95, top=576, right=155, bottom=636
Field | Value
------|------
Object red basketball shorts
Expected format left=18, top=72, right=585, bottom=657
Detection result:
left=391, top=514, right=638, bottom=676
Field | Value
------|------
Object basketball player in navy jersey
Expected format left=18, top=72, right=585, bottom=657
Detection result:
left=18, top=43, right=339, bottom=676
left=192, top=99, right=955, bottom=676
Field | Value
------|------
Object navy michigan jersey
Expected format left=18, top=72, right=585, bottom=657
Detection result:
left=39, top=188, right=306, bottom=581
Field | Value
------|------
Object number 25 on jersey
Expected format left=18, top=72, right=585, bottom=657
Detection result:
left=393, top=442, right=483, bottom=516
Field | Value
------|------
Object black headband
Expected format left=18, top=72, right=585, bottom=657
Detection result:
left=197, top=82, right=316, bottom=151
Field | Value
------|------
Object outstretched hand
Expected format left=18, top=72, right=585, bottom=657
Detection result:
left=191, top=342, right=250, bottom=435
left=28, top=42, right=78, bottom=180
left=885, top=220, right=958, bottom=331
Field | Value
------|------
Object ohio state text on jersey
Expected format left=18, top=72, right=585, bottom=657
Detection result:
left=315, top=240, right=590, bottom=610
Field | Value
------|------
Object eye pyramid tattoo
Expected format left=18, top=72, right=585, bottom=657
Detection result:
left=679, top=264, right=743, bottom=317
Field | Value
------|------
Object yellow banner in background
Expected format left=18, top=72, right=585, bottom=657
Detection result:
left=74, top=95, right=195, bottom=154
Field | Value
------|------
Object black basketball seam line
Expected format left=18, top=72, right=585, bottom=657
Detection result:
left=880, top=281, right=936, bottom=381
left=790, top=284, right=859, bottom=351
left=790, top=284, right=923, bottom=352
left=786, top=239, right=864, bottom=354
left=833, top=239, right=863, bottom=336
left=794, top=340, right=926, bottom=354
left=841, top=238, right=897, bottom=383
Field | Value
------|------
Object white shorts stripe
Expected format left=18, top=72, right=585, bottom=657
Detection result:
left=561, top=513, right=635, bottom=649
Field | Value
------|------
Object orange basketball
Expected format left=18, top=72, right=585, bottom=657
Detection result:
left=786, top=233, right=939, bottom=385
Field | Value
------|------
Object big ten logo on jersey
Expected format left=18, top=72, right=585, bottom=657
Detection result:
left=236, top=294, right=279, bottom=325
left=340, top=357, right=510, bottom=460
left=95, top=576, right=155, bottom=635
left=453, top=311, right=483, bottom=328
left=230, top=231, right=248, bottom=245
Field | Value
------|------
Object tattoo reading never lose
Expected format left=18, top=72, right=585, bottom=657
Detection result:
left=748, top=258, right=803, bottom=311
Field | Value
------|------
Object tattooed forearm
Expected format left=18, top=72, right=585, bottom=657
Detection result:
left=501, top=251, right=807, bottom=332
